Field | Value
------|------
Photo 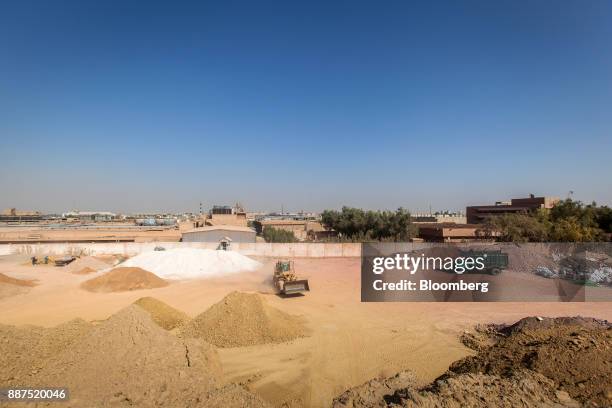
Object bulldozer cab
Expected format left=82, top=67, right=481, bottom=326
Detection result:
left=275, top=261, right=293, bottom=274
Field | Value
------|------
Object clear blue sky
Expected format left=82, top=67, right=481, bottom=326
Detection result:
left=1, top=0, right=610, bottom=214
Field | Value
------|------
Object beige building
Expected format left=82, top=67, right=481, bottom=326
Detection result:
left=412, top=214, right=467, bottom=224
left=466, top=194, right=560, bottom=224
left=417, top=223, right=489, bottom=242
left=0, top=208, right=42, bottom=223
left=181, top=225, right=256, bottom=243
left=193, top=205, right=248, bottom=228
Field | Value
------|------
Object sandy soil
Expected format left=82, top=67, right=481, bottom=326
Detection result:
left=0, top=254, right=611, bottom=407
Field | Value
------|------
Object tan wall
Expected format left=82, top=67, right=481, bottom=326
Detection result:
left=208, top=213, right=247, bottom=227
left=0, top=242, right=362, bottom=258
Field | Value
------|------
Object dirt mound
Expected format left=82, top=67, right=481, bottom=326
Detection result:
left=0, top=272, right=37, bottom=286
left=133, top=297, right=190, bottom=330
left=74, top=266, right=97, bottom=275
left=182, top=291, right=307, bottom=347
left=450, top=316, right=612, bottom=406
left=409, top=370, right=577, bottom=407
left=334, top=316, right=609, bottom=408
left=0, top=306, right=269, bottom=407
left=332, top=371, right=417, bottom=407
left=204, top=384, right=272, bottom=408
left=0, top=318, right=92, bottom=385
left=93, top=254, right=122, bottom=266
left=80, top=267, right=169, bottom=292
left=334, top=370, right=579, bottom=408
left=32, top=306, right=221, bottom=406
left=66, top=255, right=111, bottom=274
left=499, top=315, right=610, bottom=335
left=486, top=243, right=559, bottom=273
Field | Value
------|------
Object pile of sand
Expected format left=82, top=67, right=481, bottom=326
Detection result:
left=0, top=273, right=37, bottom=299
left=451, top=316, right=612, bottom=406
left=334, top=370, right=578, bottom=408
left=332, top=371, right=417, bottom=408
left=0, top=318, right=92, bottom=385
left=66, top=256, right=112, bottom=274
left=93, top=254, right=123, bottom=266
left=0, top=272, right=37, bottom=287
left=119, top=248, right=261, bottom=280
left=333, top=316, right=611, bottom=408
left=80, top=267, right=169, bottom=293
left=0, top=306, right=269, bottom=407
left=74, top=266, right=97, bottom=275
left=133, top=297, right=190, bottom=330
left=182, top=291, right=307, bottom=347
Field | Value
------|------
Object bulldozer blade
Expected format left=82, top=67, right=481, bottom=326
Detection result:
left=282, top=280, right=310, bottom=295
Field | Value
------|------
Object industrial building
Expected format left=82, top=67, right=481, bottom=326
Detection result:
left=411, top=213, right=466, bottom=224
left=193, top=204, right=248, bottom=228
left=62, top=211, right=116, bottom=222
left=417, top=223, right=488, bottom=242
left=466, top=194, right=559, bottom=224
left=181, top=225, right=256, bottom=243
left=0, top=208, right=42, bottom=223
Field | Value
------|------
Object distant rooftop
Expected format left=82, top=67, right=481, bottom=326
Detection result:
left=183, top=225, right=255, bottom=234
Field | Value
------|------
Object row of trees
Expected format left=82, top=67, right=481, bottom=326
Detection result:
left=483, top=199, right=612, bottom=242
left=321, top=206, right=417, bottom=241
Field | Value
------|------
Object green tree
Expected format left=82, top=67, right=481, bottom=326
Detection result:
left=321, top=207, right=416, bottom=241
left=484, top=199, right=606, bottom=242
left=262, top=226, right=298, bottom=243
left=487, top=213, right=550, bottom=242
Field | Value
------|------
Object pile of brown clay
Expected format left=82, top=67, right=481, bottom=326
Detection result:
left=80, top=267, right=168, bottom=293
left=182, top=291, right=307, bottom=347
left=451, top=316, right=611, bottom=407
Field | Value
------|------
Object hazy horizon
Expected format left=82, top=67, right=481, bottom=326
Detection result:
left=2, top=1, right=611, bottom=214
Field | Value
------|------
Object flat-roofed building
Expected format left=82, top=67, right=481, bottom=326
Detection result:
left=62, top=211, right=116, bottom=222
left=0, top=208, right=43, bottom=223
left=417, top=223, right=489, bottom=242
left=466, top=194, right=559, bottom=224
left=193, top=204, right=248, bottom=228
left=181, top=225, right=256, bottom=243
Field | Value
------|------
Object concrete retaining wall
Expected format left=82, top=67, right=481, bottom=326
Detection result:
left=0, top=242, right=362, bottom=258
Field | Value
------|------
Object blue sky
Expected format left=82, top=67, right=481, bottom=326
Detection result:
left=1, top=0, right=611, bottom=213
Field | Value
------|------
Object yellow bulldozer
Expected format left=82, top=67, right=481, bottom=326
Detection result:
left=273, top=260, right=310, bottom=296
